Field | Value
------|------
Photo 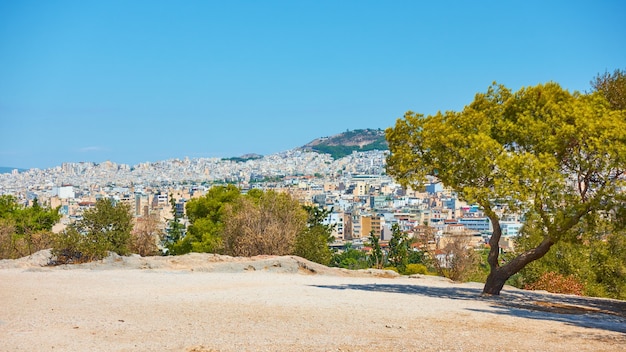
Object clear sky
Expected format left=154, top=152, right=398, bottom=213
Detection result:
left=1, top=0, right=624, bottom=170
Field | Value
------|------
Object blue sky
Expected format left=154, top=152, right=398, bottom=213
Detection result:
left=1, top=0, right=624, bottom=170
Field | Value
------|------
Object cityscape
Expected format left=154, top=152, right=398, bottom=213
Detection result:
left=0, top=146, right=520, bottom=252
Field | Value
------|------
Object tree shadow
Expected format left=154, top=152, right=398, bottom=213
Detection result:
left=312, top=283, right=626, bottom=334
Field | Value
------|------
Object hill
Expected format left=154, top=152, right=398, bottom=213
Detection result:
left=0, top=166, right=26, bottom=174
left=301, top=128, right=388, bottom=159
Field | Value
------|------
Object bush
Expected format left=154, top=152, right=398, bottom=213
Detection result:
left=403, top=263, right=429, bottom=275
left=524, top=272, right=585, bottom=296
left=51, top=198, right=133, bottom=264
left=0, top=220, right=54, bottom=259
left=51, top=228, right=109, bottom=264
left=222, top=191, right=307, bottom=256
left=131, top=215, right=163, bottom=257
left=294, top=226, right=332, bottom=265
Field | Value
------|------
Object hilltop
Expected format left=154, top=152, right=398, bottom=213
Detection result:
left=0, top=167, right=25, bottom=174
left=1, top=251, right=625, bottom=351
left=300, top=128, right=388, bottom=159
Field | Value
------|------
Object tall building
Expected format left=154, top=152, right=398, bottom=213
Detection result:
left=361, top=215, right=383, bottom=238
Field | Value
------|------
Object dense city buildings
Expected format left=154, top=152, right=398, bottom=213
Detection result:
left=0, top=149, right=522, bottom=251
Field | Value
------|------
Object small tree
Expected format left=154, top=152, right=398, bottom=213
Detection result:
left=387, top=224, right=409, bottom=272
left=52, top=198, right=133, bottom=263
left=294, top=206, right=335, bottom=265
left=433, top=236, right=480, bottom=282
left=0, top=195, right=60, bottom=259
left=131, top=213, right=163, bottom=256
left=170, top=185, right=241, bottom=254
left=331, top=242, right=369, bottom=270
left=368, top=231, right=384, bottom=269
left=165, top=194, right=186, bottom=255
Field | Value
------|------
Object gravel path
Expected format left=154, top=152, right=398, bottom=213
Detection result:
left=0, top=253, right=625, bottom=351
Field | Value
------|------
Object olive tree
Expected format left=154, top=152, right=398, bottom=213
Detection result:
left=386, top=82, right=626, bottom=295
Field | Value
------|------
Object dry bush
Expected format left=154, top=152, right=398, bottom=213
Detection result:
left=0, top=219, right=16, bottom=259
left=0, top=220, right=53, bottom=259
left=222, top=191, right=307, bottom=257
left=524, top=272, right=585, bottom=296
left=434, top=235, right=479, bottom=282
left=131, top=214, right=164, bottom=256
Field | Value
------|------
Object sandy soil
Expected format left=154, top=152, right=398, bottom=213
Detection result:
left=1, top=251, right=625, bottom=352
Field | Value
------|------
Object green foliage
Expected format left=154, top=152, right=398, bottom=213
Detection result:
left=164, top=194, right=186, bottom=255
left=387, top=224, right=409, bottom=272
left=367, top=231, right=384, bottom=269
left=331, top=243, right=369, bottom=270
left=294, top=226, right=333, bottom=265
left=171, top=185, right=241, bottom=254
left=511, top=215, right=626, bottom=300
left=0, top=195, right=61, bottom=259
left=51, top=198, right=133, bottom=264
left=464, top=249, right=491, bottom=283
left=403, top=263, right=430, bottom=275
left=12, top=198, right=61, bottom=236
left=294, top=206, right=334, bottom=265
left=310, top=129, right=388, bottom=159
left=591, top=68, right=626, bottom=111
left=386, top=80, right=626, bottom=294
left=312, top=143, right=385, bottom=159
left=0, top=195, right=20, bottom=216
left=407, top=250, right=427, bottom=265
left=51, top=227, right=98, bottom=264
left=221, top=155, right=263, bottom=163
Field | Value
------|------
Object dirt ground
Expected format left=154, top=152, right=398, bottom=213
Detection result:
left=1, top=251, right=625, bottom=351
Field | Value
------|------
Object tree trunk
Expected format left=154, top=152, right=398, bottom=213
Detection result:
left=483, top=268, right=510, bottom=295
left=482, top=237, right=555, bottom=295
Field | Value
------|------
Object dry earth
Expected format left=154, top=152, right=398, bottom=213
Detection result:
left=1, top=251, right=625, bottom=352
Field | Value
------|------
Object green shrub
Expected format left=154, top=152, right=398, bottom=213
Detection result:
left=51, top=228, right=109, bottom=264
left=403, top=263, right=429, bottom=275
left=51, top=198, right=133, bottom=264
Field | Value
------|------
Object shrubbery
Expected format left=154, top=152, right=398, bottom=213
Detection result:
left=524, top=272, right=585, bottom=296
left=51, top=199, right=133, bottom=264
left=0, top=196, right=60, bottom=259
left=403, top=263, right=430, bottom=275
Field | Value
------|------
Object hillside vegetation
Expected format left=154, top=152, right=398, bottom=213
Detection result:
left=301, top=128, right=388, bottom=159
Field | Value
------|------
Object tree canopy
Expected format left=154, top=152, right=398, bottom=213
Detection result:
left=169, top=184, right=241, bottom=254
left=386, top=82, right=626, bottom=295
left=591, top=68, right=626, bottom=111
left=294, top=205, right=335, bottom=265
left=173, top=186, right=312, bottom=258
left=52, top=198, right=133, bottom=263
left=0, top=195, right=61, bottom=259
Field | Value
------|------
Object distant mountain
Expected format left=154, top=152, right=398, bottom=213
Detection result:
left=0, top=167, right=26, bottom=174
left=301, top=128, right=388, bottom=159
left=222, top=153, right=263, bottom=163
